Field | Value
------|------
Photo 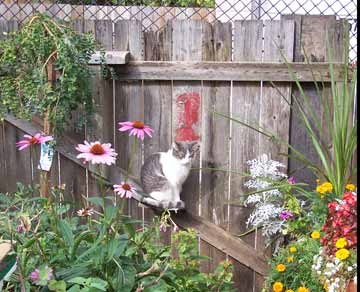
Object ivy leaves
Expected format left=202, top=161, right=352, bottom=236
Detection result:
left=0, top=13, right=96, bottom=134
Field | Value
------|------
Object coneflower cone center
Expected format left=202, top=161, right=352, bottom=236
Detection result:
left=29, top=137, right=39, bottom=144
left=90, top=144, right=105, bottom=155
left=122, top=183, right=131, bottom=191
left=132, top=121, right=145, bottom=129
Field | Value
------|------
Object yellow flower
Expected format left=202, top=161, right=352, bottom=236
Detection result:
left=287, top=256, right=294, bottom=263
left=316, top=182, right=333, bottom=194
left=335, top=248, right=350, bottom=260
left=285, top=290, right=294, bottom=292
left=297, top=287, right=309, bottom=292
left=311, top=231, right=321, bottom=239
left=316, top=185, right=326, bottom=194
left=323, top=282, right=329, bottom=291
left=276, top=264, right=286, bottom=272
left=346, top=183, right=356, bottom=191
left=273, top=282, right=284, bottom=292
left=289, top=246, right=297, bottom=253
left=335, top=237, right=348, bottom=249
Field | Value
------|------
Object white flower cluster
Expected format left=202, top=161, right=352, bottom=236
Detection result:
left=312, top=249, right=357, bottom=292
left=244, top=154, right=287, bottom=241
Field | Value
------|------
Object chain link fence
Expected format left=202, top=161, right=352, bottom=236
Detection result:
left=0, top=0, right=357, bottom=60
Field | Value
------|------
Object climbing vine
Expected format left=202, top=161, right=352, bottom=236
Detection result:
left=0, top=13, right=96, bottom=134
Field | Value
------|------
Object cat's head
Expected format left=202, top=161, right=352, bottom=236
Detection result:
left=171, top=141, right=200, bottom=165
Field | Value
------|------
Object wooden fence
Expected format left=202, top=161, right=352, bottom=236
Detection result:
left=0, top=14, right=350, bottom=291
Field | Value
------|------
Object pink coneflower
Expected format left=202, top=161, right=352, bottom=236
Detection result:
left=113, top=182, right=136, bottom=198
left=16, top=133, right=53, bottom=150
left=75, top=141, right=117, bottom=165
left=159, top=222, right=167, bottom=232
left=17, top=224, right=25, bottom=233
left=288, top=177, right=296, bottom=184
left=76, top=207, right=94, bottom=217
left=118, top=121, right=154, bottom=140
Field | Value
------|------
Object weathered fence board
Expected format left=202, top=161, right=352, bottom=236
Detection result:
left=143, top=28, right=173, bottom=233
left=199, top=20, right=232, bottom=273
left=230, top=19, right=264, bottom=290
left=0, top=16, right=352, bottom=292
left=113, top=61, right=350, bottom=81
left=0, top=123, right=5, bottom=188
left=114, top=20, right=145, bottom=221
left=2, top=122, right=32, bottom=192
left=171, top=20, right=205, bottom=216
left=284, top=15, right=349, bottom=190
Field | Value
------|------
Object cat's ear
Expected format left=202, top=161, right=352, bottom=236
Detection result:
left=172, top=141, right=181, bottom=151
left=189, top=141, right=200, bottom=153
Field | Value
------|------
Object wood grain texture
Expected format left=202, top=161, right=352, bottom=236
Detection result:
left=170, top=20, right=213, bottom=216
left=59, top=155, right=86, bottom=208
left=199, top=21, right=232, bottom=273
left=255, top=18, right=295, bottom=287
left=85, top=20, right=114, bottom=196
left=114, top=20, right=144, bottom=220
left=142, top=28, right=173, bottom=235
left=3, top=122, right=32, bottom=192
left=230, top=20, right=264, bottom=291
left=284, top=15, right=349, bottom=189
left=113, top=61, right=348, bottom=82
left=0, top=123, right=6, bottom=192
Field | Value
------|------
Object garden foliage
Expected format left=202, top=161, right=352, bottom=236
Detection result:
left=0, top=13, right=96, bottom=134
left=0, top=184, right=234, bottom=292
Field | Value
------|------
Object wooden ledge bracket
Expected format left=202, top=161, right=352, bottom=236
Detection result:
left=3, top=114, right=269, bottom=276
left=89, top=51, right=130, bottom=65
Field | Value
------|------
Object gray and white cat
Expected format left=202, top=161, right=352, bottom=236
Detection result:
left=139, top=141, right=199, bottom=210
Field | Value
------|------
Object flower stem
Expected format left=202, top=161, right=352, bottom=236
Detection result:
left=125, top=138, right=138, bottom=181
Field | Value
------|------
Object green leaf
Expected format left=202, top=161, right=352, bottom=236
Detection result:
left=86, top=197, right=104, bottom=208
left=104, top=205, right=117, bottom=222
left=58, top=219, right=74, bottom=248
left=66, top=284, right=81, bottom=292
left=48, top=279, right=67, bottom=292
left=106, top=238, right=127, bottom=261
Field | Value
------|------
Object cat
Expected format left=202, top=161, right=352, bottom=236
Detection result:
left=138, top=141, right=199, bottom=210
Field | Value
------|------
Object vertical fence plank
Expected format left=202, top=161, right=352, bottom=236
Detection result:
left=170, top=20, right=205, bottom=216
left=114, top=20, right=144, bottom=220
left=59, top=155, right=86, bottom=209
left=84, top=19, right=114, bottom=199
left=261, top=19, right=294, bottom=166
left=229, top=20, right=263, bottom=291
left=253, top=18, right=295, bottom=291
left=3, top=122, right=32, bottom=192
left=284, top=15, right=348, bottom=189
left=0, top=123, right=6, bottom=192
left=143, top=29, right=173, bottom=235
left=200, top=21, right=232, bottom=273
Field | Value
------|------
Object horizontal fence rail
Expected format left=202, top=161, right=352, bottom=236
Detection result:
left=111, top=61, right=352, bottom=81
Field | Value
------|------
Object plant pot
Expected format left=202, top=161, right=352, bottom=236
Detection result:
left=346, top=280, right=357, bottom=292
